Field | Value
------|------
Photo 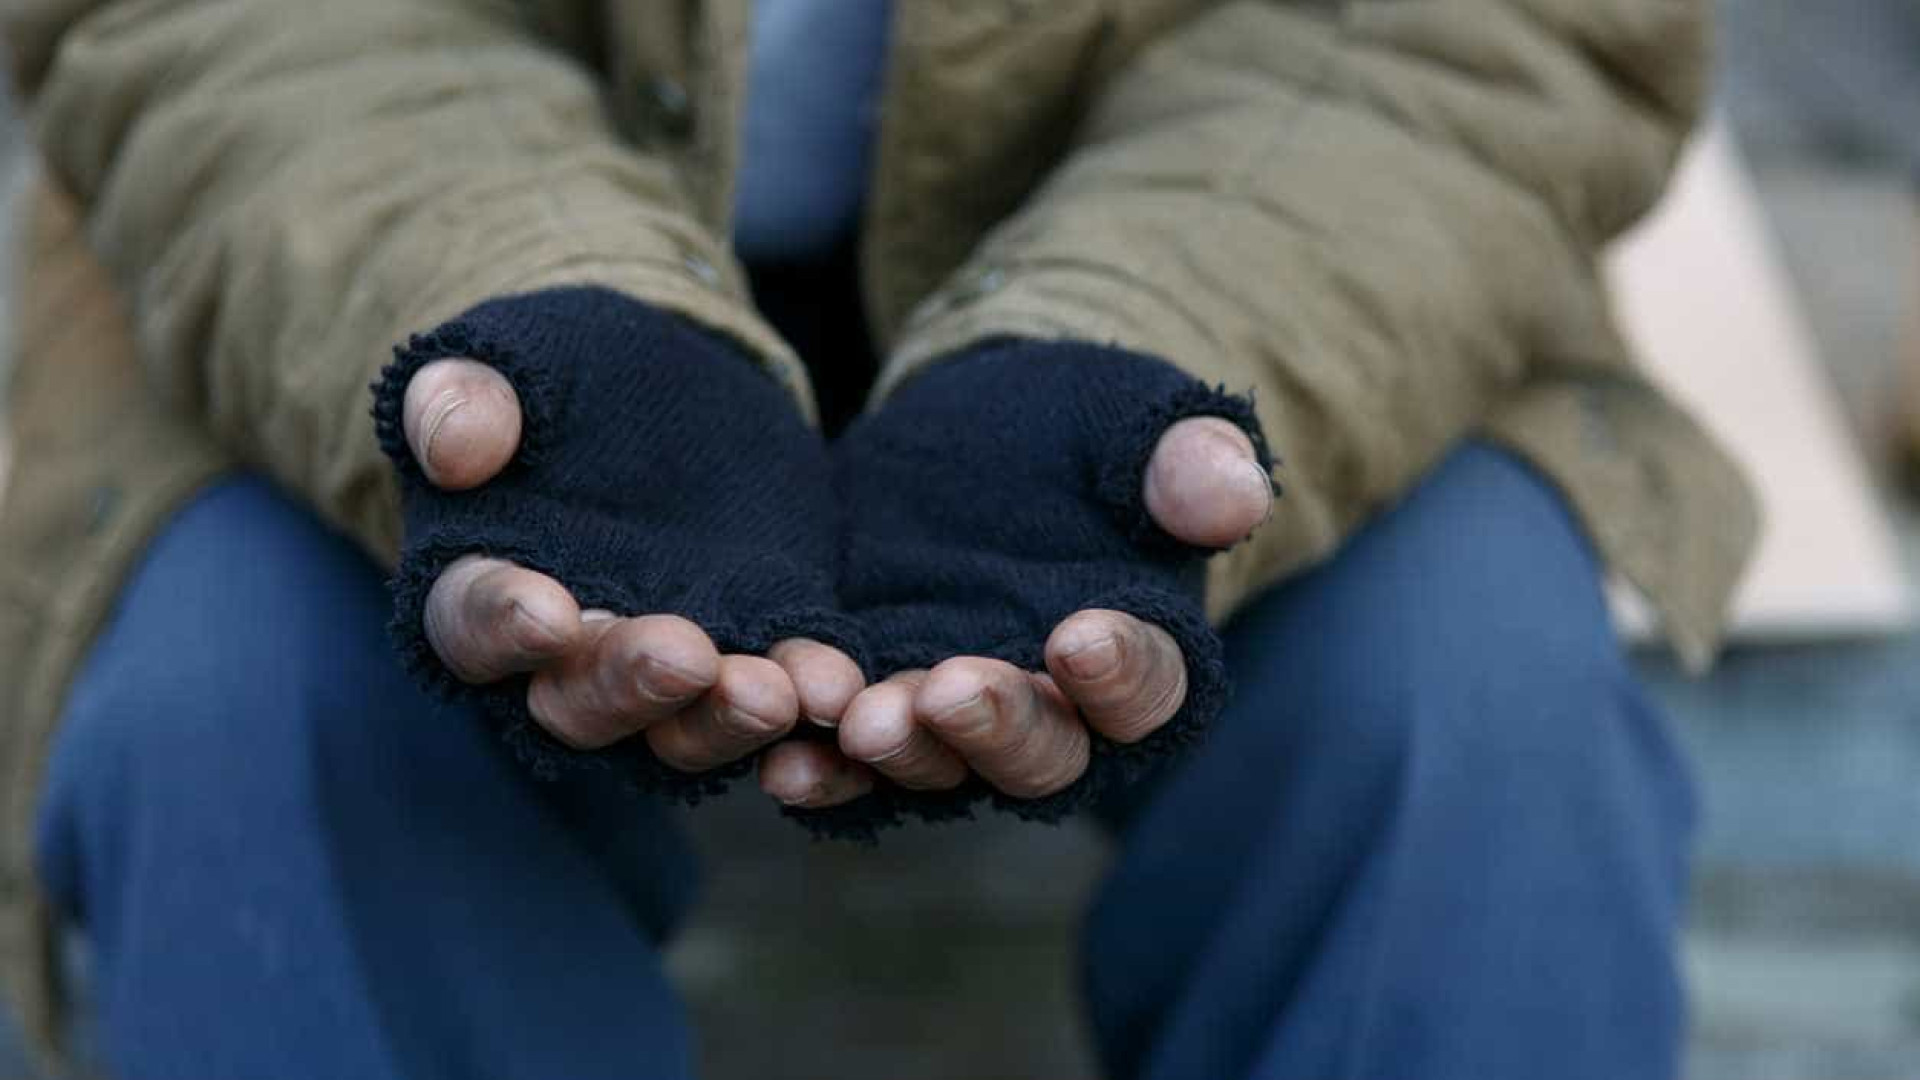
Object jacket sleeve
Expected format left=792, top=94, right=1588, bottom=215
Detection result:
left=2, top=0, right=804, bottom=562
left=879, top=0, right=1709, bottom=616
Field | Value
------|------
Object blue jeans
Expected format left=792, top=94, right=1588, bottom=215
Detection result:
left=33, top=442, right=1694, bottom=1080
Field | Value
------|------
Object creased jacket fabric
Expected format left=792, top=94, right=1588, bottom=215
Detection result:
left=0, top=0, right=1754, bottom=1057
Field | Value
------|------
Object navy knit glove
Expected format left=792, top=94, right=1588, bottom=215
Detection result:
left=806, top=340, right=1273, bottom=832
left=372, top=286, right=856, bottom=800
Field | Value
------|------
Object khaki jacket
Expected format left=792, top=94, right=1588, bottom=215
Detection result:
left=0, top=0, right=1755, bottom=1056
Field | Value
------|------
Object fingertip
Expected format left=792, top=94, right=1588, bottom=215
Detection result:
left=404, top=358, right=522, bottom=490
left=425, top=557, right=581, bottom=683
left=758, top=742, right=818, bottom=803
left=1205, top=415, right=1255, bottom=454
left=527, top=665, right=622, bottom=751
left=769, top=639, right=866, bottom=727
left=1045, top=610, right=1127, bottom=685
left=715, top=654, right=801, bottom=737
left=914, top=657, right=1009, bottom=725
left=502, top=576, right=583, bottom=658
left=759, top=741, right=875, bottom=808
left=838, top=675, right=971, bottom=791
left=837, top=679, right=919, bottom=763
left=1144, top=416, right=1273, bottom=548
left=618, top=615, right=721, bottom=696
left=1051, top=612, right=1188, bottom=746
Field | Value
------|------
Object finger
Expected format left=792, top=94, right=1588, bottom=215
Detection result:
left=838, top=673, right=969, bottom=791
left=768, top=639, right=866, bottom=728
left=527, top=615, right=720, bottom=749
left=759, top=740, right=877, bottom=808
left=424, top=555, right=581, bottom=684
left=404, top=357, right=523, bottom=490
left=916, top=658, right=1090, bottom=799
left=1045, top=609, right=1188, bottom=745
left=1142, top=415, right=1273, bottom=548
left=646, top=654, right=799, bottom=772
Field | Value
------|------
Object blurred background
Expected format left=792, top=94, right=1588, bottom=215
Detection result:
left=0, top=1, right=1916, bottom=1077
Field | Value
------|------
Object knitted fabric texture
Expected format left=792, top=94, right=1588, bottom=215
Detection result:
left=790, top=340, right=1274, bottom=836
left=372, top=286, right=855, bottom=801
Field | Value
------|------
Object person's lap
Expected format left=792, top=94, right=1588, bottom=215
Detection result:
left=31, top=440, right=1693, bottom=1080
left=33, top=477, right=701, bottom=1080
left=1084, top=441, right=1692, bottom=1080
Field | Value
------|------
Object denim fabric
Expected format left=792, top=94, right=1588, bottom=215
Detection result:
left=34, top=443, right=1692, bottom=1079
left=1083, top=442, right=1694, bottom=1080
left=35, top=479, right=699, bottom=1080
left=732, top=0, right=892, bottom=262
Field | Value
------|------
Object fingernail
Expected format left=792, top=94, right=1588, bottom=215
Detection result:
left=581, top=609, right=618, bottom=624
left=635, top=653, right=708, bottom=697
left=862, top=737, right=918, bottom=766
left=722, top=703, right=780, bottom=738
left=1060, top=634, right=1121, bottom=680
left=507, top=601, right=566, bottom=652
left=633, top=658, right=705, bottom=706
left=1243, top=461, right=1276, bottom=520
left=933, top=693, right=993, bottom=736
left=805, top=712, right=838, bottom=730
left=418, top=391, right=468, bottom=473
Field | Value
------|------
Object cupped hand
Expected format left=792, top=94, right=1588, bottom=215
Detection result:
left=759, top=415, right=1270, bottom=808
left=402, top=357, right=864, bottom=772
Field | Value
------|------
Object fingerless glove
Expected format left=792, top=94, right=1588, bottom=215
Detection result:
left=800, top=339, right=1273, bottom=833
left=372, top=286, right=855, bottom=800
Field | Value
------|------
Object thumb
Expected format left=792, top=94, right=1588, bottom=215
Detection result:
left=1141, top=416, right=1274, bottom=549
left=403, top=357, right=522, bottom=490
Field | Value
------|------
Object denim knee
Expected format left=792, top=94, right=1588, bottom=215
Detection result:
left=33, top=479, right=422, bottom=899
left=1131, top=442, right=1693, bottom=840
